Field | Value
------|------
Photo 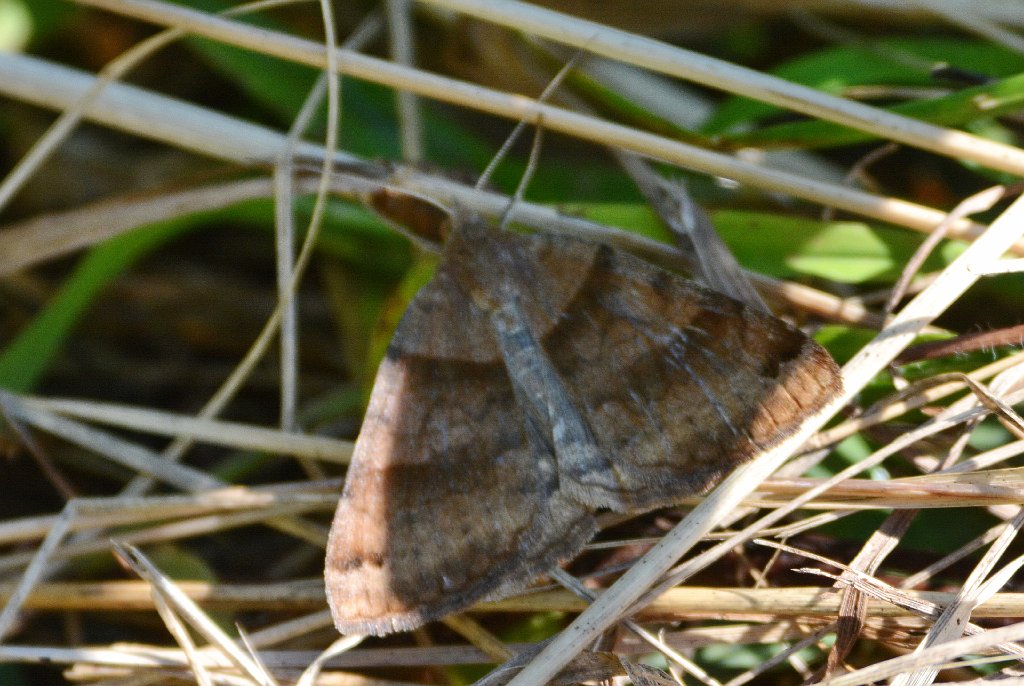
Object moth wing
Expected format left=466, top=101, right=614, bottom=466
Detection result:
left=535, top=241, right=842, bottom=512
left=325, top=225, right=841, bottom=634
left=325, top=345, right=596, bottom=636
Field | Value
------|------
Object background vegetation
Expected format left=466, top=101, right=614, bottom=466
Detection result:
left=1, top=1, right=1023, bottom=684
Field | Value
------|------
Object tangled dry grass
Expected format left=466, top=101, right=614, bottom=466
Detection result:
left=1, top=1, right=1024, bottom=684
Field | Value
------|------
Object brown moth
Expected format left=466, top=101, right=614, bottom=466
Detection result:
left=325, top=220, right=841, bottom=636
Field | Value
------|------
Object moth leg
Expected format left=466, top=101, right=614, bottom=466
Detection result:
left=490, top=298, right=635, bottom=511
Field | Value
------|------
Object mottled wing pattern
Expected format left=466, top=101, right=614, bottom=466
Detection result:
left=325, top=223, right=841, bottom=636
left=325, top=319, right=596, bottom=636
left=538, top=241, right=841, bottom=512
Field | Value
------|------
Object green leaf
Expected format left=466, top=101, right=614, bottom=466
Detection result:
left=814, top=325, right=877, bottom=365
left=699, top=642, right=779, bottom=671
left=20, top=0, right=74, bottom=43
left=826, top=508, right=996, bottom=555
left=704, top=38, right=1024, bottom=135
left=562, top=61, right=714, bottom=148
left=190, top=37, right=321, bottom=122
left=559, top=202, right=673, bottom=243
left=725, top=71, right=1024, bottom=150
left=0, top=223, right=190, bottom=392
left=548, top=205, right=958, bottom=285
left=712, top=210, right=960, bottom=283
left=0, top=0, right=32, bottom=51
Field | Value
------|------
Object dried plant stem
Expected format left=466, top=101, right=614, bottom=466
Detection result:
left=0, top=54, right=659, bottom=263
left=3, top=2, right=1023, bottom=682
left=420, top=0, right=1024, bottom=174
left=0, top=65, right=881, bottom=332
left=0, top=394, right=330, bottom=549
left=900, top=522, right=1009, bottom=589
left=0, top=392, right=220, bottom=492
left=113, top=543, right=276, bottom=686
left=893, top=509, right=1024, bottom=686
left=15, top=7, right=1015, bottom=250
left=806, top=350, right=1024, bottom=450
left=0, top=178, right=292, bottom=276
left=23, top=396, right=353, bottom=462
left=4, top=580, right=1024, bottom=619
left=0, top=503, right=332, bottom=574
left=763, top=540, right=1024, bottom=663
left=0, top=483, right=337, bottom=547
left=2, top=44, right=1018, bottom=291
left=549, top=567, right=722, bottom=686
left=910, top=0, right=1024, bottom=53
left=441, top=615, right=514, bottom=662
left=385, top=0, right=422, bottom=162
left=819, top=620, right=1024, bottom=686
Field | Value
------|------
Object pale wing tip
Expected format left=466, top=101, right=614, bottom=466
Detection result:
left=329, top=606, right=429, bottom=637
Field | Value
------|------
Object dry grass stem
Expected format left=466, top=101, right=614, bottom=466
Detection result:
left=760, top=539, right=1024, bottom=660
left=3, top=2, right=1024, bottom=684
left=806, top=350, right=1024, bottom=450
left=7, top=7, right=1018, bottom=248
left=976, top=257, right=1024, bottom=275
left=911, top=0, right=1024, bottom=52
left=548, top=567, right=721, bottom=686
left=23, top=396, right=353, bottom=462
left=7, top=580, right=1024, bottom=625
left=0, top=483, right=337, bottom=546
left=892, top=510, right=1024, bottom=685
left=112, top=543, right=277, bottom=686
left=0, top=502, right=333, bottom=575
left=419, top=0, right=1024, bottom=174
left=440, top=615, right=513, bottom=663
left=817, top=620, right=1024, bottom=686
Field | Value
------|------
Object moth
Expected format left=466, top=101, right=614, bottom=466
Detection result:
left=325, top=219, right=841, bottom=636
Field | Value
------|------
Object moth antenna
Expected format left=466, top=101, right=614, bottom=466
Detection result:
left=476, top=51, right=583, bottom=192
left=498, top=118, right=545, bottom=232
